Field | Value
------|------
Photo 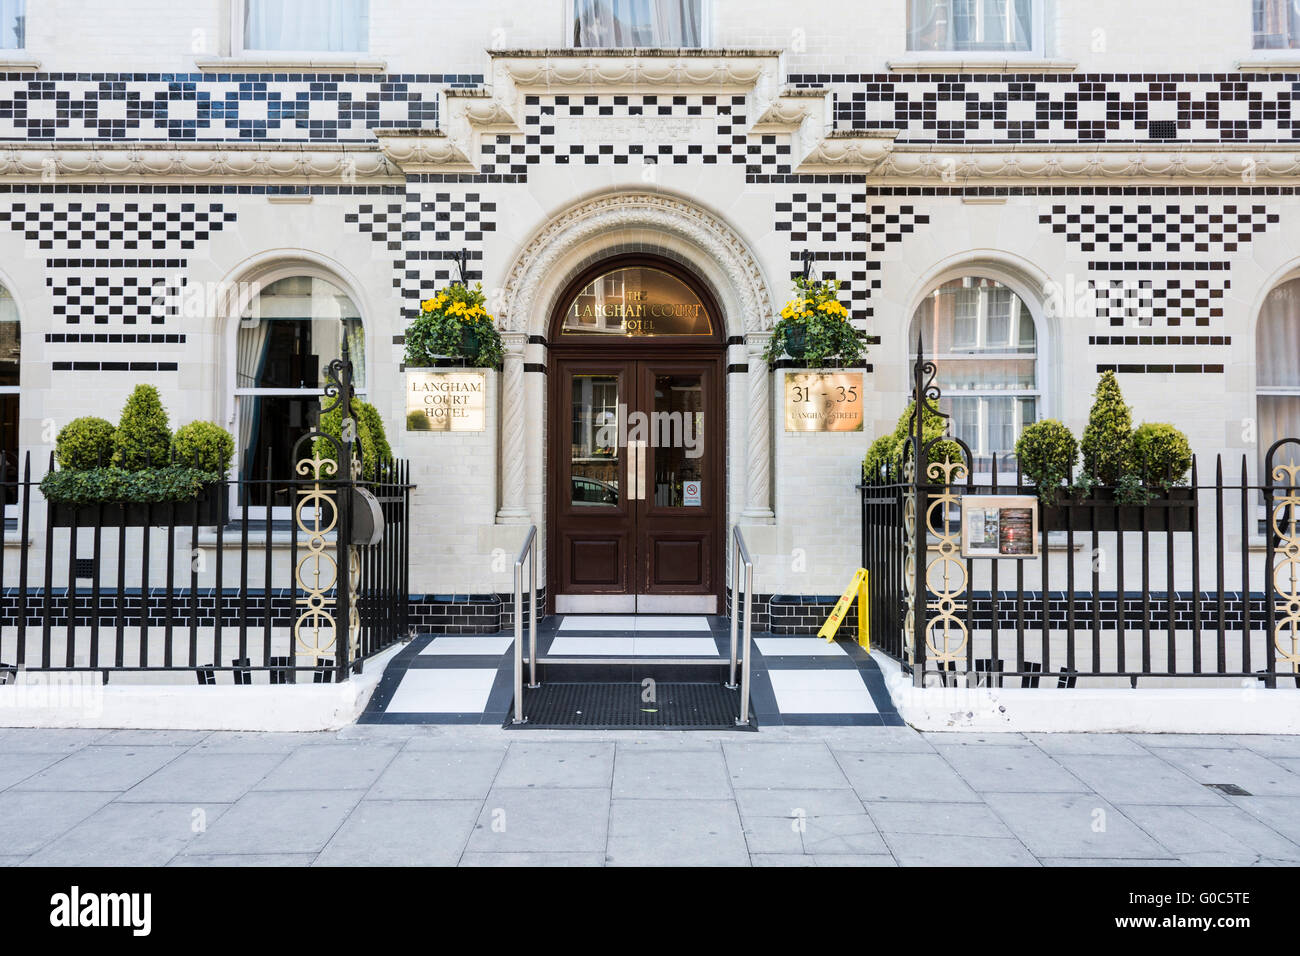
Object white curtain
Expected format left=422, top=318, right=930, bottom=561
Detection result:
left=908, top=0, right=1033, bottom=52
left=236, top=319, right=271, bottom=480
left=244, top=0, right=369, bottom=52
left=574, top=0, right=703, bottom=47
left=1257, top=279, right=1300, bottom=473
left=1255, top=0, right=1300, bottom=48
left=0, top=0, right=22, bottom=49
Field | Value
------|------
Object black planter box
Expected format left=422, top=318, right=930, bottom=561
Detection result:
left=50, top=482, right=228, bottom=528
left=1041, top=486, right=1195, bottom=533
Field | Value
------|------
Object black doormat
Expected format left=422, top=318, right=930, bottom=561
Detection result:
left=506, top=681, right=756, bottom=730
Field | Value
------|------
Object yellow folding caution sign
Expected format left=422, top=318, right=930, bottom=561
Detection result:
left=817, top=568, right=870, bottom=651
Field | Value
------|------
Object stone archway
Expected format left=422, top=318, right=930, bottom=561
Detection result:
left=495, top=190, right=779, bottom=536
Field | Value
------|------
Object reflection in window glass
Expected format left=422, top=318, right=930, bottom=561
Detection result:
left=571, top=375, right=621, bottom=506
left=910, top=277, right=1039, bottom=474
left=908, top=0, right=1034, bottom=52
left=1255, top=0, right=1300, bottom=49
left=244, top=0, right=369, bottom=52
left=236, top=276, right=365, bottom=506
left=0, top=285, right=17, bottom=505
left=1256, top=277, right=1300, bottom=478
left=651, top=374, right=704, bottom=508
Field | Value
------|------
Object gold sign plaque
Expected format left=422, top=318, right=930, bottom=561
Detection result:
left=406, top=370, right=486, bottom=432
left=784, top=372, right=863, bottom=432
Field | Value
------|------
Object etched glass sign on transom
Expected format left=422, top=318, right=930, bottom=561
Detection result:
left=561, top=266, right=713, bottom=337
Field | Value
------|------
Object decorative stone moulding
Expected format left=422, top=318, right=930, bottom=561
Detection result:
left=373, top=128, right=476, bottom=173
left=0, top=142, right=403, bottom=183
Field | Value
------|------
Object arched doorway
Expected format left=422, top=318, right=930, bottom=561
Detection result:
left=547, top=254, right=727, bottom=613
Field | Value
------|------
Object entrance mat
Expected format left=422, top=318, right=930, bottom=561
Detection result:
left=506, top=681, right=756, bottom=731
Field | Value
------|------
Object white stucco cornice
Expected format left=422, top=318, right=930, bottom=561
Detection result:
left=870, top=143, right=1300, bottom=184
left=372, top=128, right=476, bottom=173
left=0, top=141, right=404, bottom=183
left=488, top=48, right=786, bottom=91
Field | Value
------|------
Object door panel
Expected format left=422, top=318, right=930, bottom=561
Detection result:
left=551, top=354, right=722, bottom=611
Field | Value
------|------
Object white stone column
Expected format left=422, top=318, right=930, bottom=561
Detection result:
left=497, top=330, right=530, bottom=523
left=743, top=332, right=774, bottom=520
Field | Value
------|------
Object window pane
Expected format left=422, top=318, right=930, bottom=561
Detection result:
left=237, top=393, right=320, bottom=505
left=1254, top=0, right=1300, bottom=49
left=570, top=374, right=621, bottom=506
left=909, top=0, right=1032, bottom=52
left=0, top=286, right=18, bottom=388
left=574, top=0, right=704, bottom=47
left=240, top=276, right=364, bottom=389
left=651, top=373, right=704, bottom=507
left=245, top=0, right=369, bottom=52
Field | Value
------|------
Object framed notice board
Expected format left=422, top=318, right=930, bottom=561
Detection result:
left=960, top=495, right=1040, bottom=558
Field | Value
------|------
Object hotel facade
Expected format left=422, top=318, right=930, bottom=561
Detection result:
left=2, top=0, right=1300, bottom=650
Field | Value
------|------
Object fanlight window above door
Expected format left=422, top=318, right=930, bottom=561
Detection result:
left=561, top=266, right=713, bottom=337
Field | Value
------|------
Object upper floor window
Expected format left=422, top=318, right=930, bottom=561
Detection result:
left=0, top=1, right=23, bottom=50
left=243, top=0, right=369, bottom=54
left=1254, top=0, right=1300, bottom=48
left=572, top=0, right=705, bottom=48
left=907, top=0, right=1038, bottom=54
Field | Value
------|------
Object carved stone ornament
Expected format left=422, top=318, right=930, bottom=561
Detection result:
left=500, top=192, right=776, bottom=334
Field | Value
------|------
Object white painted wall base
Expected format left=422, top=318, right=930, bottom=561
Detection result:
left=0, top=642, right=407, bottom=732
left=874, top=653, right=1300, bottom=735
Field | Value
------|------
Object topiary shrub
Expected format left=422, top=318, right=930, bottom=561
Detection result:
left=55, top=417, right=116, bottom=470
left=172, top=421, right=235, bottom=476
left=41, top=465, right=217, bottom=504
left=1015, top=419, right=1079, bottom=505
left=314, top=397, right=392, bottom=480
left=1131, top=422, right=1193, bottom=492
left=862, top=432, right=902, bottom=482
left=1080, top=370, right=1133, bottom=486
left=111, top=384, right=172, bottom=470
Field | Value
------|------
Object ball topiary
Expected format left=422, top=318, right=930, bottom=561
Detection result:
left=111, top=385, right=172, bottom=470
left=55, top=416, right=116, bottom=470
left=1130, top=422, right=1192, bottom=491
left=1015, top=419, right=1079, bottom=505
left=861, top=399, right=965, bottom=482
left=1080, top=370, right=1134, bottom=486
left=172, top=421, right=235, bottom=476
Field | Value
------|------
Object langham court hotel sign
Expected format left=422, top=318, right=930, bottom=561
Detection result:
left=406, top=371, right=487, bottom=432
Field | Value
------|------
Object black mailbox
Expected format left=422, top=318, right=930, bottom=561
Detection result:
left=350, top=487, right=385, bottom=546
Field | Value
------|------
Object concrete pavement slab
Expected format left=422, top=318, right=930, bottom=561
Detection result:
left=315, top=799, right=480, bottom=866
left=1051, top=753, right=1230, bottom=806
left=723, top=742, right=850, bottom=790
left=932, top=743, right=1089, bottom=793
left=838, top=751, right=982, bottom=803
left=177, top=789, right=362, bottom=856
left=11, top=745, right=189, bottom=792
left=21, top=802, right=230, bottom=867
left=984, top=792, right=1175, bottom=859
left=612, top=747, right=732, bottom=799
left=606, top=798, right=749, bottom=866
left=252, top=743, right=400, bottom=791
left=0, top=790, right=115, bottom=856
left=119, top=752, right=287, bottom=803
left=883, top=833, right=1040, bottom=866
left=492, top=741, right=615, bottom=789
left=467, top=787, right=609, bottom=853
left=865, top=800, right=1016, bottom=838
left=367, top=747, right=506, bottom=800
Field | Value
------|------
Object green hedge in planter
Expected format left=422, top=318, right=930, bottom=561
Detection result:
left=172, top=420, right=235, bottom=475
left=41, top=465, right=220, bottom=504
left=112, top=384, right=172, bottom=470
left=55, top=417, right=116, bottom=470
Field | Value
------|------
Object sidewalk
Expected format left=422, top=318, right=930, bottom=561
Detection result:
left=0, top=724, right=1297, bottom=866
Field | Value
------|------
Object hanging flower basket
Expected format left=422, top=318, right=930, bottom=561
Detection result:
left=765, top=276, right=864, bottom=367
left=404, top=283, right=504, bottom=370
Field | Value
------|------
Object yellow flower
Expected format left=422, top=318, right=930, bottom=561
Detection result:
left=421, top=298, right=436, bottom=312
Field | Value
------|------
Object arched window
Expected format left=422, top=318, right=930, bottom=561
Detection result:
left=908, top=276, right=1040, bottom=476
left=0, top=285, right=17, bottom=508
left=1256, top=277, right=1300, bottom=470
left=235, top=275, right=365, bottom=506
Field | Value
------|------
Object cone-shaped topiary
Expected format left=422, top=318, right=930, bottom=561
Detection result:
left=55, top=416, right=116, bottom=470
left=111, top=385, right=172, bottom=470
left=172, top=421, right=235, bottom=476
left=1080, top=370, right=1133, bottom=486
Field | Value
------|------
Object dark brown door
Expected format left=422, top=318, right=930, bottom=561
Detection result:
left=552, top=354, right=723, bottom=613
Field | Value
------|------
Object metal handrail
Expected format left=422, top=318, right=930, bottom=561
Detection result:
left=728, top=525, right=754, bottom=727
left=511, top=525, right=538, bottom=725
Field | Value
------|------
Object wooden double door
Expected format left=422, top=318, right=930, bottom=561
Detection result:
left=550, top=352, right=724, bottom=613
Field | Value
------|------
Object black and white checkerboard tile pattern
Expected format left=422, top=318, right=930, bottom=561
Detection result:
left=346, top=189, right=496, bottom=314
left=775, top=192, right=930, bottom=322
left=361, top=615, right=901, bottom=727
left=791, top=73, right=1300, bottom=144
left=0, top=199, right=237, bottom=329
left=1040, top=203, right=1280, bottom=255
left=1089, top=276, right=1228, bottom=328
left=0, top=73, right=463, bottom=142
